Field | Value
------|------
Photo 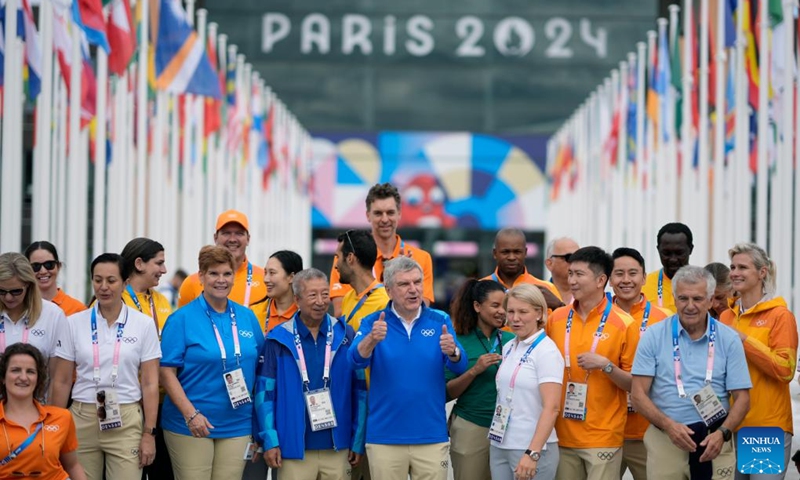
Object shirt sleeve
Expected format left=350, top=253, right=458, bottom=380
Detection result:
left=418, top=249, right=436, bottom=303
left=159, top=310, right=186, bottom=368
left=49, top=308, right=67, bottom=359
left=55, top=314, right=77, bottom=362
left=139, top=312, right=163, bottom=363
left=742, top=308, right=798, bottom=383
left=619, top=315, right=639, bottom=373
left=631, top=325, right=658, bottom=377
left=724, top=328, right=753, bottom=391
left=347, top=325, right=367, bottom=455
left=348, top=313, right=376, bottom=369
left=537, top=342, right=565, bottom=384
left=254, top=339, right=280, bottom=449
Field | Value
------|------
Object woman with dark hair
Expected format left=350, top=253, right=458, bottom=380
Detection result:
left=259, top=250, right=303, bottom=333
left=24, top=241, right=86, bottom=316
left=704, top=262, right=733, bottom=319
left=446, top=279, right=513, bottom=480
left=120, top=238, right=171, bottom=336
left=0, top=252, right=65, bottom=360
left=51, top=253, right=162, bottom=480
left=0, top=343, right=86, bottom=479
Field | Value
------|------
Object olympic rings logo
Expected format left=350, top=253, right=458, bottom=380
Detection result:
left=716, top=467, right=734, bottom=477
left=30, top=329, right=46, bottom=337
left=596, top=451, right=616, bottom=461
left=239, top=330, right=254, bottom=338
left=122, top=337, right=138, bottom=344
left=43, top=424, right=60, bottom=432
left=421, top=329, right=436, bottom=337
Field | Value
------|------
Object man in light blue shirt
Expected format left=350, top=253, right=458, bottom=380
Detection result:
left=631, top=265, right=751, bottom=480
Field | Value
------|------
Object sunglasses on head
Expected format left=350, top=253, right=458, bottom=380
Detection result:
left=30, top=261, right=57, bottom=272
left=344, top=230, right=356, bottom=254
left=0, top=288, right=25, bottom=297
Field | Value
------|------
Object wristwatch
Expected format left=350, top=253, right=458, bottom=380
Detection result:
left=450, top=346, right=460, bottom=358
left=602, top=362, right=614, bottom=374
left=144, top=426, right=158, bottom=436
left=718, top=426, right=732, bottom=442
left=524, top=450, right=541, bottom=461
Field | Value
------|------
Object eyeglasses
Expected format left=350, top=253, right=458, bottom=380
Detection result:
left=0, top=288, right=25, bottom=297
left=550, top=253, right=573, bottom=262
left=30, top=261, right=57, bottom=272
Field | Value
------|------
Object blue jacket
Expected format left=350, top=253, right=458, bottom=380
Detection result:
left=349, top=302, right=468, bottom=444
left=254, top=313, right=366, bottom=459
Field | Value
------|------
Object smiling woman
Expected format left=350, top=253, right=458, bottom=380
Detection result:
left=24, top=241, right=87, bottom=317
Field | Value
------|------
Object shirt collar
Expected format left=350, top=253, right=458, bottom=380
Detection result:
left=519, top=328, right=546, bottom=345
left=294, top=314, right=330, bottom=340
left=378, top=235, right=404, bottom=260
left=571, top=293, right=609, bottom=320
left=491, top=267, right=529, bottom=288
left=236, top=256, right=251, bottom=274
left=674, top=313, right=713, bottom=340
left=390, top=302, right=422, bottom=323
left=0, top=400, right=48, bottom=424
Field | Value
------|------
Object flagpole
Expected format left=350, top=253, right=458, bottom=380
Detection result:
left=645, top=30, right=657, bottom=265
left=205, top=21, right=219, bottom=238
left=194, top=8, right=208, bottom=257
left=667, top=5, right=680, bottom=227
left=777, top=1, right=793, bottom=298
left=1, top=0, right=22, bottom=252
left=711, top=0, right=727, bottom=261
left=93, top=50, right=109, bottom=257
left=55, top=68, right=68, bottom=255
left=179, top=0, right=196, bottom=269
left=755, top=0, right=769, bottom=247
left=33, top=0, right=54, bottom=241
left=635, top=41, right=646, bottom=254
left=135, top=0, right=149, bottom=236
left=65, top=22, right=84, bottom=299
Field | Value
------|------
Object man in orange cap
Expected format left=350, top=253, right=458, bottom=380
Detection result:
left=177, top=210, right=268, bottom=329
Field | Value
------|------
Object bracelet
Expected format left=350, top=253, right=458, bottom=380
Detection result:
left=185, top=410, right=200, bottom=426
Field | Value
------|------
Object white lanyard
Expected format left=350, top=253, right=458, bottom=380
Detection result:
left=91, top=305, right=127, bottom=386
left=293, top=313, right=334, bottom=390
left=201, top=296, right=240, bottom=371
left=565, top=299, right=612, bottom=382
left=503, top=331, right=546, bottom=402
left=672, top=316, right=716, bottom=398
left=0, top=315, right=29, bottom=352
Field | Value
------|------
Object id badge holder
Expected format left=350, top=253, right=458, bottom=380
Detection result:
left=691, top=384, right=727, bottom=426
left=627, top=392, right=635, bottom=413
left=488, top=404, right=512, bottom=443
left=223, top=368, right=252, bottom=409
left=305, top=388, right=337, bottom=432
left=562, top=382, right=589, bottom=420
left=96, top=388, right=123, bottom=431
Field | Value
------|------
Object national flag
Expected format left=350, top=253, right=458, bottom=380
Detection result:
left=224, top=56, right=242, bottom=152
left=655, top=23, right=671, bottom=143
left=72, top=0, right=110, bottom=53
left=106, top=0, right=135, bottom=76
left=0, top=0, right=42, bottom=100
left=53, top=9, right=97, bottom=127
left=724, top=55, right=735, bottom=155
left=152, top=0, right=221, bottom=98
left=203, top=38, right=222, bottom=136
left=646, top=37, right=659, bottom=139
left=738, top=0, right=760, bottom=108
left=626, top=54, right=638, bottom=163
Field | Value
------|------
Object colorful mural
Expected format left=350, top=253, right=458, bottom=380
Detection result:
left=311, top=132, right=549, bottom=230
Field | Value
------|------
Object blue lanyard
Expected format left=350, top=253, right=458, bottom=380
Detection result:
left=476, top=329, right=503, bottom=354
left=126, top=286, right=160, bottom=334
left=490, top=273, right=509, bottom=292
left=657, top=270, right=664, bottom=307
left=345, top=283, right=383, bottom=325
left=564, top=298, right=612, bottom=380
left=292, top=313, right=334, bottom=388
left=0, top=423, right=42, bottom=466
left=671, top=316, right=717, bottom=397
left=639, top=301, right=652, bottom=336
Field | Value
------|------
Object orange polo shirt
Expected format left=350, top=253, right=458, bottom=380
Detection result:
left=548, top=296, right=637, bottom=449
left=0, top=401, right=78, bottom=480
left=178, top=257, right=268, bottom=331
left=618, top=296, right=672, bottom=440
left=481, top=268, right=562, bottom=300
left=330, top=234, right=435, bottom=303
left=720, top=296, right=798, bottom=433
left=51, top=289, right=87, bottom=317
left=264, top=299, right=299, bottom=333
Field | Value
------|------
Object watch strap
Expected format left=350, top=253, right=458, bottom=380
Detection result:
left=524, top=449, right=540, bottom=461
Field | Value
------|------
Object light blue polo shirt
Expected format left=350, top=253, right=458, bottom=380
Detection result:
left=632, top=314, right=751, bottom=425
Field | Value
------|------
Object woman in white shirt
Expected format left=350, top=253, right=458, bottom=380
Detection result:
left=490, top=284, right=564, bottom=480
left=0, top=252, right=65, bottom=361
left=50, top=253, right=162, bottom=480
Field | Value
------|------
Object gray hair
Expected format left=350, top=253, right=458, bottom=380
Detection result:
left=672, top=265, right=716, bottom=299
left=292, top=268, right=328, bottom=297
left=383, top=256, right=422, bottom=288
left=493, top=228, right=526, bottom=248
left=728, top=242, right=776, bottom=296
left=545, top=236, right=578, bottom=259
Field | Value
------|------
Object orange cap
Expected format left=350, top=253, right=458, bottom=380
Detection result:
left=215, top=210, right=249, bottom=232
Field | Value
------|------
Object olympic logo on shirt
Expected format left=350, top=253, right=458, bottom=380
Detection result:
left=596, top=451, right=616, bottom=461
left=43, top=424, right=60, bottom=432
left=421, top=329, right=436, bottom=337
left=122, top=337, right=138, bottom=344
left=596, top=333, right=610, bottom=341
left=239, top=330, right=254, bottom=339
left=755, top=319, right=767, bottom=327
left=30, top=329, right=46, bottom=337
left=716, top=466, right=733, bottom=477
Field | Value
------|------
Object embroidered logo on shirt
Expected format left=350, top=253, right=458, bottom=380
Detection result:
left=421, top=329, right=436, bottom=337
left=30, top=329, right=46, bottom=337
left=43, top=424, right=60, bottom=432
left=122, top=337, right=138, bottom=344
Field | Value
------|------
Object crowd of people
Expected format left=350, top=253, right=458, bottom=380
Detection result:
left=0, top=181, right=796, bottom=480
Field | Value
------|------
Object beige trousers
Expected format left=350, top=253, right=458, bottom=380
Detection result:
left=163, top=430, right=250, bottom=480
left=70, top=401, right=143, bottom=480
left=621, top=439, right=648, bottom=480
left=280, top=449, right=351, bottom=480
left=366, top=442, right=450, bottom=480
left=643, top=424, right=735, bottom=480
left=449, top=415, right=491, bottom=480
left=555, top=446, right=623, bottom=480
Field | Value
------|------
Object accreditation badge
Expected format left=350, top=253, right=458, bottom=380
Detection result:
left=96, top=388, right=123, bottom=431
left=488, top=404, right=512, bottom=443
left=223, top=368, right=252, bottom=409
left=562, top=382, right=589, bottom=421
left=305, top=388, right=337, bottom=431
left=627, top=392, right=635, bottom=413
left=691, top=384, right=727, bottom=426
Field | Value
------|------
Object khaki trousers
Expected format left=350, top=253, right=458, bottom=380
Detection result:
left=279, top=449, right=351, bottom=480
left=449, top=415, right=491, bottom=480
left=163, top=430, right=249, bottom=480
left=643, top=424, right=735, bottom=480
left=351, top=451, right=371, bottom=480
left=70, top=401, right=143, bottom=480
left=555, top=446, right=622, bottom=480
left=366, top=442, right=450, bottom=480
left=621, top=439, right=648, bottom=480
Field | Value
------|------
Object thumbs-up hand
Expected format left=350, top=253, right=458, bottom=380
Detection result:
left=440, top=324, right=457, bottom=357
left=370, top=312, right=387, bottom=343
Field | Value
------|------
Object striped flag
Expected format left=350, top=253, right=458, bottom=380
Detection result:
left=106, top=0, right=135, bottom=76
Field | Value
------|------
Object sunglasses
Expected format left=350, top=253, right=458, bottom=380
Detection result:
left=344, top=230, right=356, bottom=254
left=30, top=261, right=57, bottom=272
left=550, top=253, right=573, bottom=262
left=0, top=288, right=25, bottom=297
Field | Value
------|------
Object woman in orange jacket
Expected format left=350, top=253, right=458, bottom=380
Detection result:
left=720, top=243, right=797, bottom=480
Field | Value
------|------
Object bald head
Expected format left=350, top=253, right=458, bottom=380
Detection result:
left=545, top=237, right=580, bottom=284
left=493, top=228, right=526, bottom=248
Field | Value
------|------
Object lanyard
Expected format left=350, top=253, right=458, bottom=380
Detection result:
left=565, top=299, right=612, bottom=382
left=490, top=273, right=510, bottom=292
left=0, top=423, right=42, bottom=466
left=657, top=270, right=664, bottom=307
left=126, top=286, right=160, bottom=335
left=91, top=306, right=127, bottom=386
left=672, top=317, right=716, bottom=398
left=503, top=331, right=547, bottom=402
left=0, top=316, right=29, bottom=352
left=639, top=301, right=652, bottom=337
left=244, top=262, right=253, bottom=307
left=201, top=296, right=240, bottom=371
left=293, top=315, right=334, bottom=389
left=476, top=328, right=503, bottom=354
left=345, top=284, right=383, bottom=324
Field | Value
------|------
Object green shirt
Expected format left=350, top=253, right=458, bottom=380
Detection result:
left=446, top=329, right=515, bottom=428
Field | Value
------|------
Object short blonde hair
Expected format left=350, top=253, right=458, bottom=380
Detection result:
left=0, top=253, right=42, bottom=327
left=728, top=243, right=776, bottom=296
left=504, top=284, right=547, bottom=329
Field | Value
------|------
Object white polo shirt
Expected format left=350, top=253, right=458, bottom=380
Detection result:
left=492, top=329, right=564, bottom=449
left=0, top=300, right=65, bottom=359
left=56, top=304, right=161, bottom=404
